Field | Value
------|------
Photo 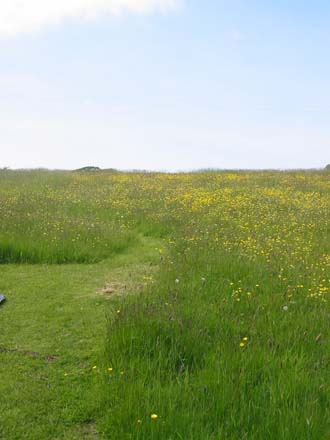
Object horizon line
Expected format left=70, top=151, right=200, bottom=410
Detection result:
left=1, top=166, right=329, bottom=173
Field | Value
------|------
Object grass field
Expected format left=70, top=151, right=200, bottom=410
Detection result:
left=1, top=169, right=330, bottom=439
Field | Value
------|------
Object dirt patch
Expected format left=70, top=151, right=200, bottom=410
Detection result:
left=96, top=263, right=157, bottom=299
left=74, top=422, right=99, bottom=439
left=0, top=346, right=57, bottom=362
left=96, top=280, right=144, bottom=298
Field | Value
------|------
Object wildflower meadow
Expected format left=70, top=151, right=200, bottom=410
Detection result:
left=1, top=169, right=330, bottom=439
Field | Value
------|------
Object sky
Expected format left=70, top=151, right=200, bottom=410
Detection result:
left=1, top=0, right=330, bottom=171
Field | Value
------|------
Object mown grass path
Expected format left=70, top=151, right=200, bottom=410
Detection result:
left=0, top=236, right=160, bottom=440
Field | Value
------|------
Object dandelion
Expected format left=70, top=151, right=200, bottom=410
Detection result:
left=151, top=414, right=158, bottom=420
left=92, top=365, right=97, bottom=370
left=107, top=367, right=113, bottom=372
left=243, top=337, right=248, bottom=341
left=240, top=342, right=245, bottom=348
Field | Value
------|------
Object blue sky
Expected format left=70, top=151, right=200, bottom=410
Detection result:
left=1, top=0, right=330, bottom=170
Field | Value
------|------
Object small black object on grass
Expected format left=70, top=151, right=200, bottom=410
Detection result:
left=0, top=294, right=6, bottom=305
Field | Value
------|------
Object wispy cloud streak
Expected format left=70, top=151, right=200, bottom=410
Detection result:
left=0, top=0, right=180, bottom=36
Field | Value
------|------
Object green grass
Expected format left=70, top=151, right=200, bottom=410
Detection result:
left=0, top=235, right=161, bottom=439
left=1, top=169, right=330, bottom=439
left=0, top=170, right=139, bottom=264
left=100, top=251, right=330, bottom=439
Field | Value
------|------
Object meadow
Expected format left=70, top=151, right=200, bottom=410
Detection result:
left=1, top=169, right=330, bottom=439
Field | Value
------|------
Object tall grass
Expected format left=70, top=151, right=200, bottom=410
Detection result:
left=98, top=170, right=330, bottom=439
left=0, top=170, right=138, bottom=263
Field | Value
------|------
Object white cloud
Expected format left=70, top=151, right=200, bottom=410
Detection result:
left=0, top=0, right=180, bottom=37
